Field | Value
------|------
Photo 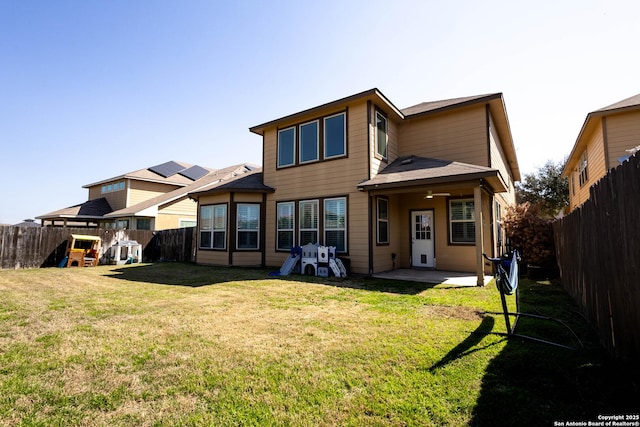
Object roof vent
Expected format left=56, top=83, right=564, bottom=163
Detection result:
left=401, top=157, right=413, bottom=165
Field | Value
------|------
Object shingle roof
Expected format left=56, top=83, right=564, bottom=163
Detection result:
left=37, top=198, right=113, bottom=220
left=401, top=93, right=502, bottom=117
left=595, top=93, right=640, bottom=113
left=105, top=163, right=259, bottom=217
left=189, top=169, right=274, bottom=198
left=357, top=155, right=504, bottom=191
left=83, top=161, right=217, bottom=188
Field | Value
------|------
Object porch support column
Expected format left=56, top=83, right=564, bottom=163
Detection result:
left=474, top=185, right=484, bottom=286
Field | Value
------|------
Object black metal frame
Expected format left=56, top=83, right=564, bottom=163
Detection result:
left=482, top=252, right=582, bottom=351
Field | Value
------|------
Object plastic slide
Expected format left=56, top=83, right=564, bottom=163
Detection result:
left=279, top=254, right=300, bottom=276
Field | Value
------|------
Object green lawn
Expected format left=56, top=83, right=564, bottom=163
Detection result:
left=0, top=263, right=637, bottom=426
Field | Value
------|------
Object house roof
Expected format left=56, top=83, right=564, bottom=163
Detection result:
left=14, top=219, right=40, bottom=227
left=189, top=169, right=274, bottom=199
left=249, top=89, right=520, bottom=182
left=401, top=93, right=502, bottom=117
left=357, top=155, right=507, bottom=193
left=83, top=160, right=217, bottom=188
left=249, top=88, right=404, bottom=135
left=37, top=197, right=113, bottom=220
left=104, top=163, right=259, bottom=218
left=563, top=93, right=640, bottom=177
left=594, top=93, right=640, bottom=113
left=38, top=162, right=259, bottom=222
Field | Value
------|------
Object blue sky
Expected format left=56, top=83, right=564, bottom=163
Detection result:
left=1, top=0, right=639, bottom=224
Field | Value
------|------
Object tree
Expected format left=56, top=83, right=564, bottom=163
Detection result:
left=516, top=159, right=568, bottom=217
left=502, top=202, right=555, bottom=266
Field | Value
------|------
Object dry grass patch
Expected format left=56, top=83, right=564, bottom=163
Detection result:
left=0, top=263, right=636, bottom=426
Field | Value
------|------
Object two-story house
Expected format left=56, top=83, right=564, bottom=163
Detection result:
left=191, top=89, right=520, bottom=284
left=562, top=93, right=640, bottom=212
left=38, top=161, right=256, bottom=230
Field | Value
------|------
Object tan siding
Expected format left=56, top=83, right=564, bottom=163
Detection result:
left=88, top=186, right=102, bottom=200
left=369, top=105, right=401, bottom=178
left=197, top=250, right=228, bottom=266
left=370, top=194, right=402, bottom=273
left=155, top=214, right=192, bottom=230
left=128, top=181, right=180, bottom=207
left=233, top=193, right=264, bottom=203
left=569, top=125, right=607, bottom=210
left=262, top=101, right=372, bottom=273
left=398, top=106, right=488, bottom=166
left=158, top=197, right=197, bottom=216
left=232, top=252, right=262, bottom=266
left=605, top=111, right=640, bottom=169
left=87, top=184, right=127, bottom=211
left=489, top=114, right=514, bottom=196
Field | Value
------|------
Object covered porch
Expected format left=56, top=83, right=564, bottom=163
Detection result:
left=358, top=155, right=509, bottom=286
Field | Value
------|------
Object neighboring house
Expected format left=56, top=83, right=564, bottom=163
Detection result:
left=191, top=88, right=520, bottom=283
left=38, top=161, right=257, bottom=230
left=14, top=219, right=40, bottom=227
left=562, top=93, right=640, bottom=212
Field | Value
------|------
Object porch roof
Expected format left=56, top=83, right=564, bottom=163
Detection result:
left=188, top=170, right=275, bottom=199
left=36, top=197, right=113, bottom=221
left=357, top=155, right=507, bottom=192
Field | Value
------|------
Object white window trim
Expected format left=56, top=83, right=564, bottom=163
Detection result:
left=376, top=197, right=389, bottom=244
left=276, top=201, right=295, bottom=251
left=324, top=197, right=347, bottom=253
left=449, top=199, right=475, bottom=244
left=299, top=199, right=319, bottom=245
left=375, top=111, right=388, bottom=159
left=578, top=150, right=588, bottom=187
left=236, top=203, right=260, bottom=250
left=199, top=204, right=227, bottom=250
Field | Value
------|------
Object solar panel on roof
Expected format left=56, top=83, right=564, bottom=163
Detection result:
left=148, top=161, right=185, bottom=178
left=179, top=165, right=209, bottom=181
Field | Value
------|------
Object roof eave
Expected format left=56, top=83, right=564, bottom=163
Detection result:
left=357, top=170, right=505, bottom=192
left=249, top=88, right=404, bottom=135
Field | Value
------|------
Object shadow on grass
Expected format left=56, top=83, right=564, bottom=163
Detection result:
left=470, top=278, right=640, bottom=426
left=104, top=262, right=439, bottom=294
left=429, top=316, right=501, bottom=372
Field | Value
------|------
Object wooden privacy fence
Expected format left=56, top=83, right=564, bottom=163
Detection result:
left=553, top=154, right=640, bottom=362
left=0, top=226, right=197, bottom=270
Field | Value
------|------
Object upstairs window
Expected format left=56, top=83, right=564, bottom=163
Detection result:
left=101, top=181, right=125, bottom=194
left=324, top=113, right=346, bottom=158
left=578, top=150, right=588, bottom=187
left=278, top=127, right=296, bottom=168
left=375, top=111, right=388, bottom=159
left=449, top=199, right=475, bottom=244
left=299, top=120, right=319, bottom=163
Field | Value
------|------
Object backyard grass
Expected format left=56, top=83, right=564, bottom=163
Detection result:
left=0, top=263, right=637, bottom=426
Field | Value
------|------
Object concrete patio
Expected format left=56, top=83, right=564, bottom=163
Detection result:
left=372, top=269, right=492, bottom=287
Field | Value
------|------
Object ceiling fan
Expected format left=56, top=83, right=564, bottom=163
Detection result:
left=424, top=190, right=451, bottom=199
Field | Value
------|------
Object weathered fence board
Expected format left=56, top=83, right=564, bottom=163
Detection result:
left=0, top=226, right=196, bottom=270
left=553, top=154, right=640, bottom=362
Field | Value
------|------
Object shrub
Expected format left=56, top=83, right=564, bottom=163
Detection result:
left=502, top=202, right=555, bottom=266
